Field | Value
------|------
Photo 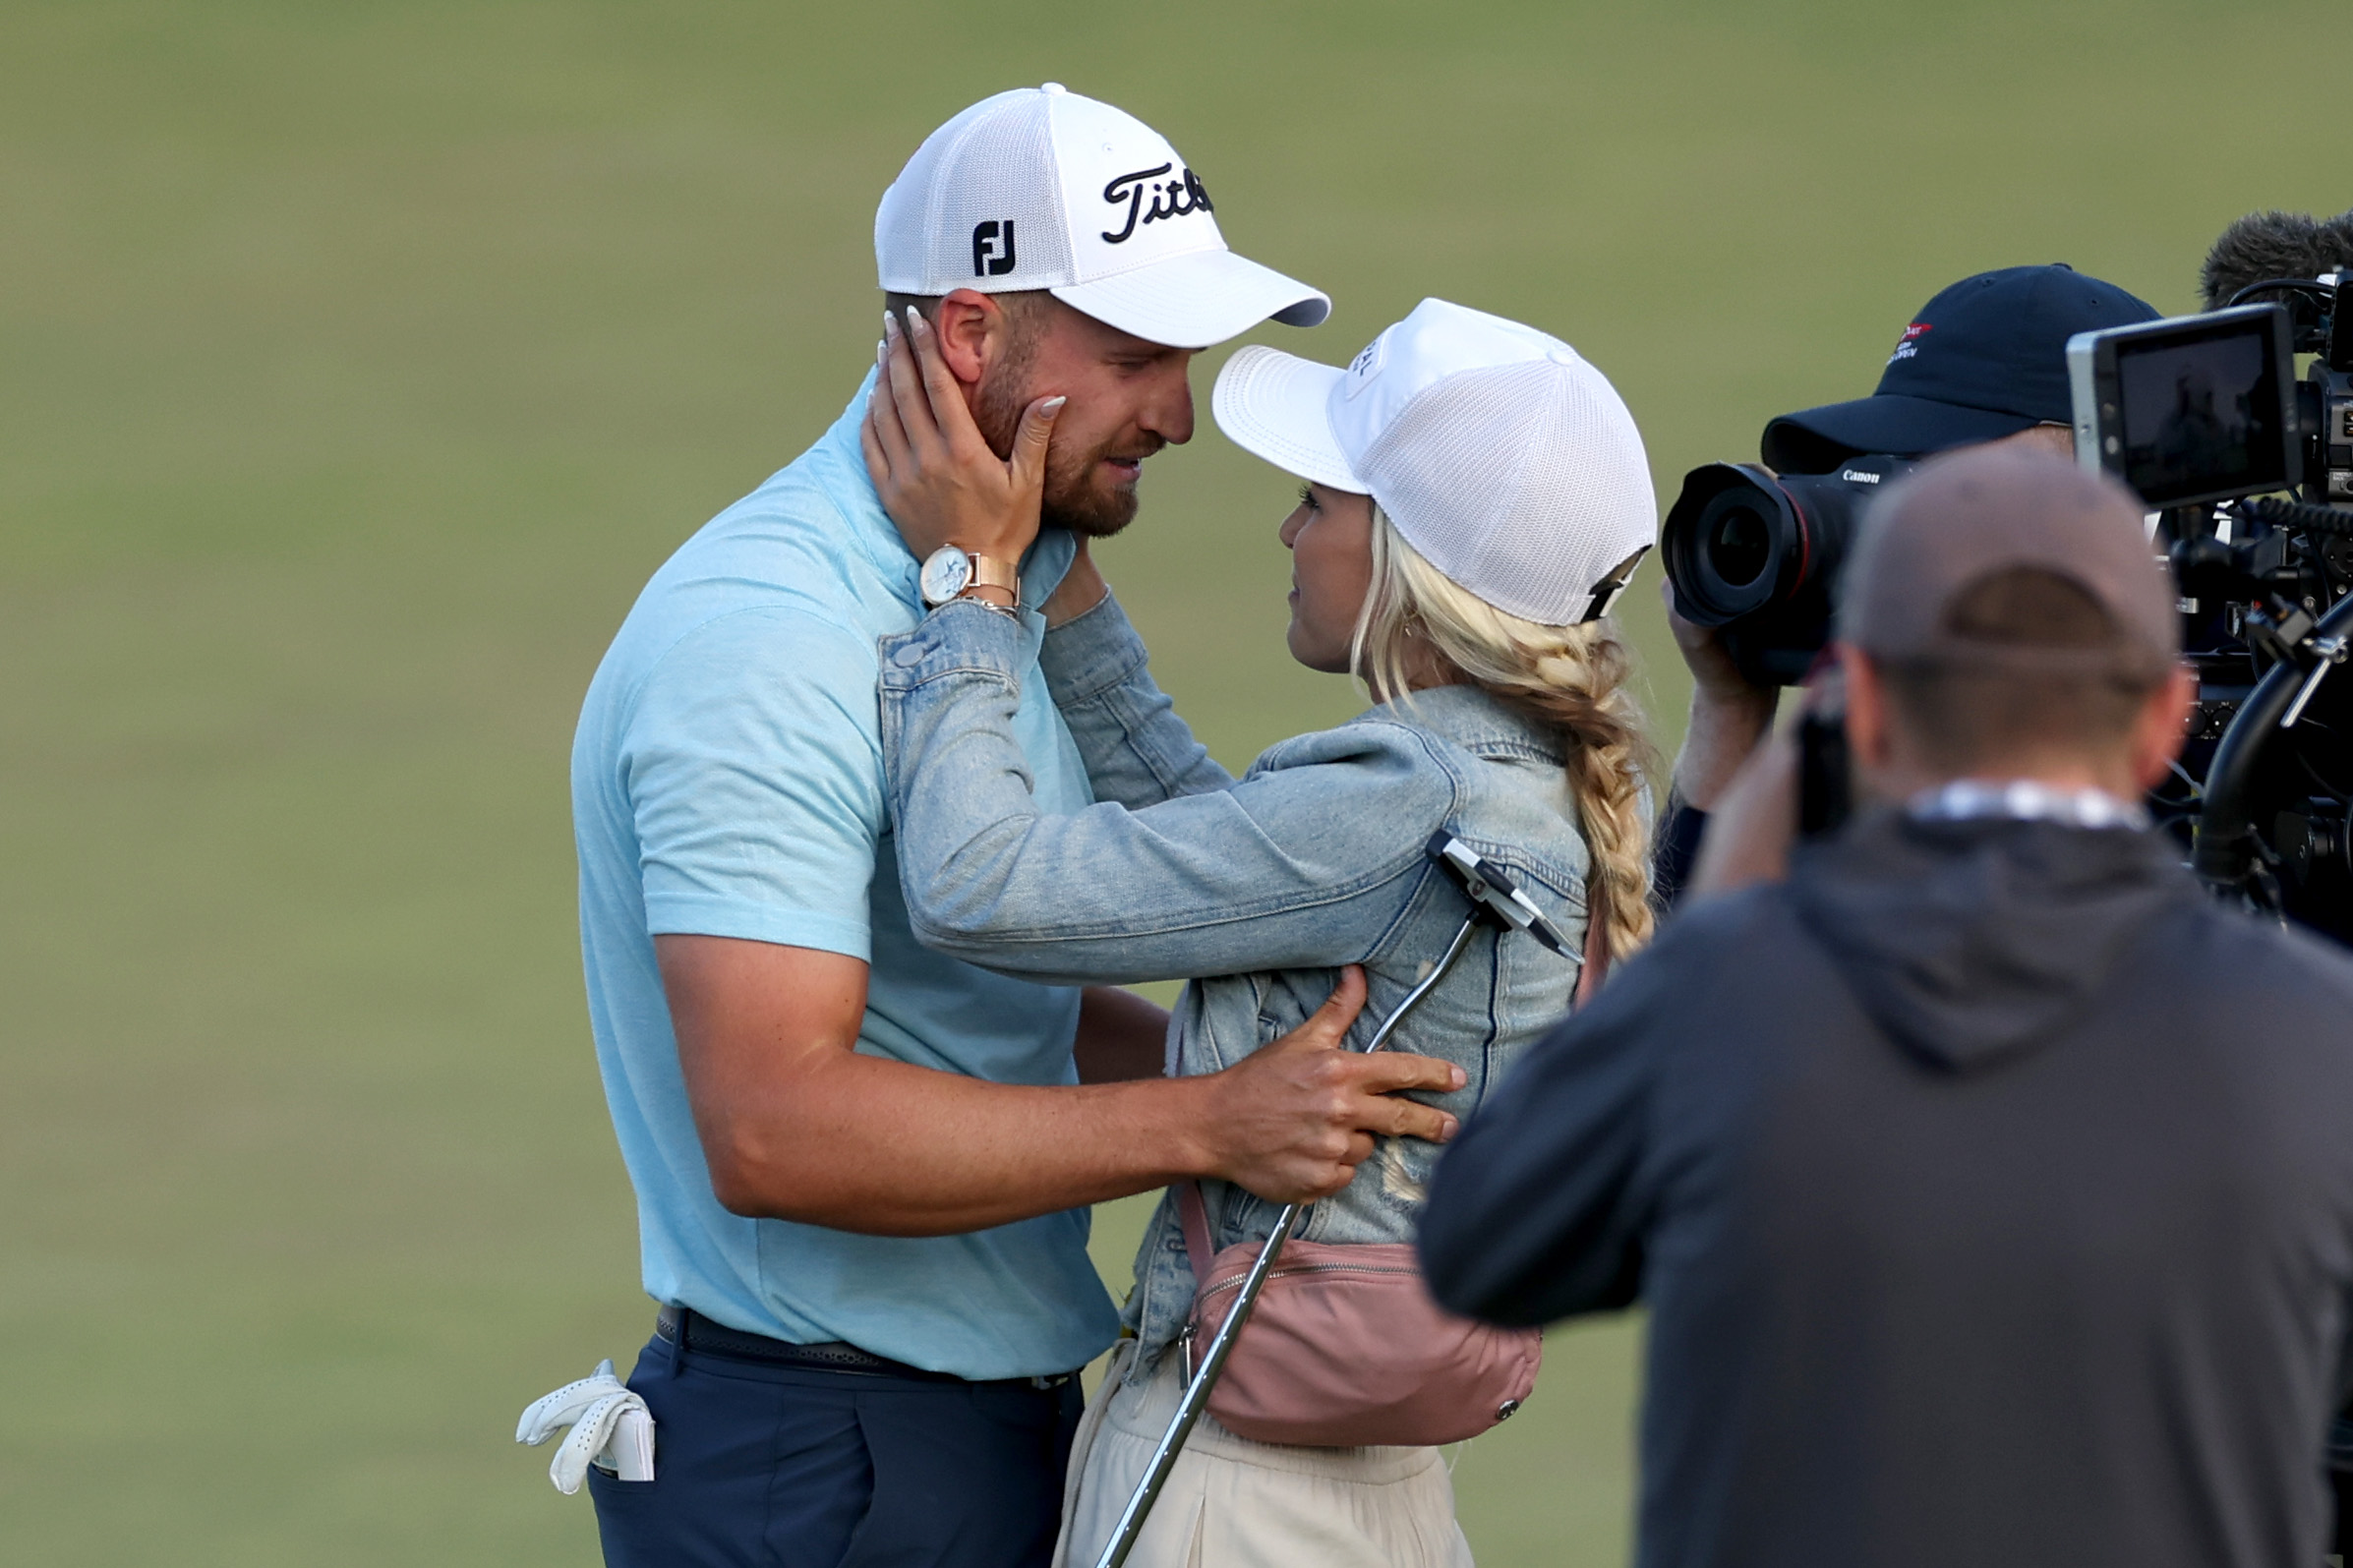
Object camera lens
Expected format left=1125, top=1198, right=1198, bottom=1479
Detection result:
left=1662, top=465, right=1799, bottom=624
left=1662, top=455, right=1916, bottom=685
left=1706, top=503, right=1774, bottom=590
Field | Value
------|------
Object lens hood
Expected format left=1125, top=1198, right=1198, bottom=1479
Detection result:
left=1662, top=455, right=1915, bottom=684
left=1662, top=463, right=1806, bottom=625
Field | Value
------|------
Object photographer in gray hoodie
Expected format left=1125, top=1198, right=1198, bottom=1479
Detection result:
left=1420, top=446, right=2353, bottom=1568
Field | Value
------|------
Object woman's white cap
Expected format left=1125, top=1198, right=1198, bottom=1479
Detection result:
left=876, top=85, right=1329, bottom=351
left=1213, top=299, right=1657, bottom=625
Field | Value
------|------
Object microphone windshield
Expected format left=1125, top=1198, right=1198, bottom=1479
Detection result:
left=2201, top=208, right=2353, bottom=310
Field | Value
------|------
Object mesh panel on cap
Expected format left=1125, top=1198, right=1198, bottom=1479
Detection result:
left=877, top=90, right=1076, bottom=294
left=874, top=134, right=928, bottom=292
left=919, top=95, right=1073, bottom=292
left=1358, top=359, right=1657, bottom=625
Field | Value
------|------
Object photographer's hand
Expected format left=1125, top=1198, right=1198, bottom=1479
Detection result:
left=1688, top=726, right=1798, bottom=900
left=1688, top=663, right=1846, bottom=899
left=1666, top=578, right=1782, bottom=810
left=860, top=306, right=1062, bottom=573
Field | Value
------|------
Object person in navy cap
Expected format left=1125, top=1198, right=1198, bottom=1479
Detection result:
left=1762, top=264, right=2159, bottom=473
left=1656, top=264, right=2160, bottom=900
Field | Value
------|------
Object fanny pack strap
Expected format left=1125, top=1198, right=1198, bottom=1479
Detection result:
left=1576, top=894, right=1610, bottom=1007
left=1175, top=1179, right=1214, bottom=1278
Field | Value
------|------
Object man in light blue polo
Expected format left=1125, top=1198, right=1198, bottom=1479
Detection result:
left=563, top=86, right=1465, bottom=1568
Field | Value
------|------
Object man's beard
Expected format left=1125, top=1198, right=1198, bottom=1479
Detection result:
left=973, top=371, right=1159, bottom=540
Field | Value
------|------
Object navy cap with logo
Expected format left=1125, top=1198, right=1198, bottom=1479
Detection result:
left=1760, top=263, right=2158, bottom=474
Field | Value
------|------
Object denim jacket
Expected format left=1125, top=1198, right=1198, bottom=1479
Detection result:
left=877, top=591, right=1599, bottom=1367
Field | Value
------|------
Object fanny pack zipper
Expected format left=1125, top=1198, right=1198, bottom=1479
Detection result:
left=1198, top=1259, right=1416, bottom=1307
left=1183, top=1259, right=1420, bottom=1381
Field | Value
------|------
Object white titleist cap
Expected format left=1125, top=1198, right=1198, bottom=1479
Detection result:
left=1214, top=298, right=1658, bottom=625
left=875, top=84, right=1329, bottom=351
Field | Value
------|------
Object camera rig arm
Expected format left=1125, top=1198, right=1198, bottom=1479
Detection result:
left=2192, top=587, right=2353, bottom=900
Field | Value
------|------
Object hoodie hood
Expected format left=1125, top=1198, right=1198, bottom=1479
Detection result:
left=1788, top=808, right=2195, bottom=1073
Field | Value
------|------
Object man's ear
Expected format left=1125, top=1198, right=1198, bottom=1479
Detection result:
left=2128, top=664, right=2197, bottom=793
left=928, top=288, right=1003, bottom=391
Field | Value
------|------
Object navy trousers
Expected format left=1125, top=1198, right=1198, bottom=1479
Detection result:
left=588, top=1330, right=1085, bottom=1568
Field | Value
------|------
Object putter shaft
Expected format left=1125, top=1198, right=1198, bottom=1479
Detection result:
left=1092, top=913, right=1483, bottom=1568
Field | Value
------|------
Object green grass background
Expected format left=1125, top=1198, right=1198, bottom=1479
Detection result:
left=2, top=1, right=2343, bottom=1561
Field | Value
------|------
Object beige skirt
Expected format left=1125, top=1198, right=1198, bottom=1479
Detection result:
left=1052, top=1341, right=1477, bottom=1568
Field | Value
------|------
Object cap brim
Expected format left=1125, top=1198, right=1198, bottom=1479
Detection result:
left=1210, top=346, right=1365, bottom=493
left=1760, top=394, right=2037, bottom=474
left=1052, top=248, right=1330, bottom=351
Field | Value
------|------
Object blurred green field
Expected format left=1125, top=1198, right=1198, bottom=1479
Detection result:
left=2, top=1, right=2344, bottom=1562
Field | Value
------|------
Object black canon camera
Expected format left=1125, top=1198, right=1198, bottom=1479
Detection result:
left=2073, top=233, right=2353, bottom=945
left=1659, top=454, right=1916, bottom=686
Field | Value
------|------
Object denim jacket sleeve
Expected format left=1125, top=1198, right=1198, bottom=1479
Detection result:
left=1034, top=589, right=1235, bottom=809
left=878, top=599, right=1459, bottom=985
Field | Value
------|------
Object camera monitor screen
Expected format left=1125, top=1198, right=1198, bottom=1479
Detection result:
left=2070, top=305, right=2299, bottom=508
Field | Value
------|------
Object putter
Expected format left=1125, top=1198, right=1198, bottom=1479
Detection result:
left=1092, top=835, right=1568, bottom=1568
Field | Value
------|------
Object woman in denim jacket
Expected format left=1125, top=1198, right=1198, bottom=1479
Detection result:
left=865, top=299, right=1660, bottom=1567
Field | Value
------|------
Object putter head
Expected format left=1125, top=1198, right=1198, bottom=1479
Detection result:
left=1425, top=833, right=1571, bottom=957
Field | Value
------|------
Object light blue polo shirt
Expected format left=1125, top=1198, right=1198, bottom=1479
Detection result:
left=571, top=373, right=1118, bottom=1379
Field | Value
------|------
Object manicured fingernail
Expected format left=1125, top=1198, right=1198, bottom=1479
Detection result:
left=1040, top=396, right=1066, bottom=415
left=905, top=306, right=928, bottom=334
left=882, top=312, right=900, bottom=339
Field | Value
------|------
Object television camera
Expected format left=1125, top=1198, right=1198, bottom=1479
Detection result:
left=2073, top=211, right=2353, bottom=943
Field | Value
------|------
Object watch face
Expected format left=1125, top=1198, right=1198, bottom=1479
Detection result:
left=919, top=547, right=971, bottom=607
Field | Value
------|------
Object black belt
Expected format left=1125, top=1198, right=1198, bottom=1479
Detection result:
left=655, top=1306, right=1076, bottom=1389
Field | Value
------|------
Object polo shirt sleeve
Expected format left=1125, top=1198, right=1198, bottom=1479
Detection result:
left=620, top=608, right=885, bottom=960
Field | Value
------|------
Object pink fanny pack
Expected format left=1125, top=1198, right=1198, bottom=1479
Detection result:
left=1174, top=1179, right=1542, bottom=1448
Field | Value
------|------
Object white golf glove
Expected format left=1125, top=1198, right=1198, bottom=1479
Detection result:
left=515, top=1359, right=655, bottom=1493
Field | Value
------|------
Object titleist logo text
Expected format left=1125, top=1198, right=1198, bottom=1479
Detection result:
left=1100, top=163, right=1212, bottom=245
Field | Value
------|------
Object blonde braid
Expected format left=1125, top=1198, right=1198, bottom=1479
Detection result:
left=1510, top=637, right=1657, bottom=960
left=1352, top=510, right=1660, bottom=969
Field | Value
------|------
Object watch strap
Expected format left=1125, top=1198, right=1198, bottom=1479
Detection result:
left=956, top=552, right=1022, bottom=607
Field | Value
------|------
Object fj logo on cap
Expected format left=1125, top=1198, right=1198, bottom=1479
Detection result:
left=971, top=220, right=1017, bottom=277
left=1887, top=321, right=1932, bottom=365
left=1099, top=164, right=1212, bottom=245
